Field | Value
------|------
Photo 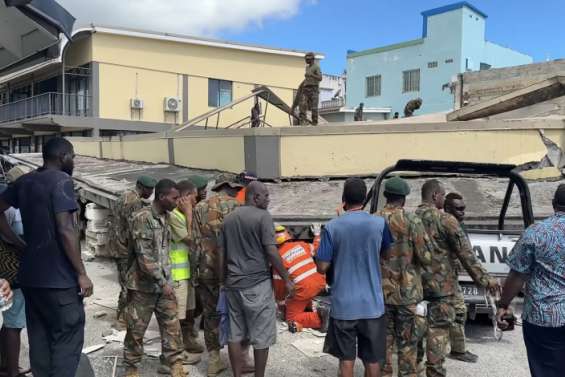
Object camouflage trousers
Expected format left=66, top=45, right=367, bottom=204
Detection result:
left=197, top=281, right=221, bottom=352
left=116, top=257, right=129, bottom=321
left=449, top=289, right=467, bottom=354
left=425, top=296, right=456, bottom=377
left=383, top=304, right=422, bottom=377
left=123, top=290, right=184, bottom=368
left=299, top=85, right=319, bottom=125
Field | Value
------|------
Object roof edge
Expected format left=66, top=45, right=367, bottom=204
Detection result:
left=421, top=2, right=488, bottom=19
left=347, top=39, right=424, bottom=58
left=84, top=25, right=324, bottom=60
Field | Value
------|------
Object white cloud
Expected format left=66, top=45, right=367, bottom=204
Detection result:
left=57, top=0, right=308, bottom=36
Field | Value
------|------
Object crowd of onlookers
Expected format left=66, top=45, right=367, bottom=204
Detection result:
left=0, top=136, right=563, bottom=377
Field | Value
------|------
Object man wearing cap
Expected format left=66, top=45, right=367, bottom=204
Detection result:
left=110, top=175, right=156, bottom=328
left=187, top=175, right=209, bottom=203
left=273, top=225, right=328, bottom=331
left=298, top=52, right=322, bottom=126
left=377, top=176, right=433, bottom=377
left=0, top=165, right=32, bottom=377
left=191, top=173, right=241, bottom=376
left=497, top=184, right=565, bottom=377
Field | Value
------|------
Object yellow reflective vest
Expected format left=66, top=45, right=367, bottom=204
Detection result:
left=169, top=209, right=190, bottom=281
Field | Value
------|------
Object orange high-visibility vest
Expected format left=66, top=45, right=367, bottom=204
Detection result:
left=273, top=241, right=326, bottom=301
left=235, top=188, right=246, bottom=205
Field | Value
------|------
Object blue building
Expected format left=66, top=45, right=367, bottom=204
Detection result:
left=346, top=2, right=533, bottom=117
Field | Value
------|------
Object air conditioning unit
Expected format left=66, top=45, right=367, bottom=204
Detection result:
left=130, top=98, right=144, bottom=110
left=164, top=97, right=181, bottom=112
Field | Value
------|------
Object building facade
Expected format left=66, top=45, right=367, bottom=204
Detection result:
left=0, top=5, right=320, bottom=153
left=346, top=2, right=533, bottom=117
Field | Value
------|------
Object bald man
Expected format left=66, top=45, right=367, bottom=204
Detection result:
left=218, top=181, right=293, bottom=377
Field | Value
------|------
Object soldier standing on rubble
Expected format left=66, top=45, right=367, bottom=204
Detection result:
left=191, top=174, right=246, bottom=376
left=378, top=177, right=433, bottom=377
left=444, top=192, right=479, bottom=363
left=415, top=180, right=499, bottom=377
left=111, top=176, right=156, bottom=329
left=123, top=179, right=186, bottom=377
left=298, top=52, right=322, bottom=126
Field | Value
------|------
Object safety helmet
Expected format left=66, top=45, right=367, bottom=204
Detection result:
left=275, top=225, right=291, bottom=245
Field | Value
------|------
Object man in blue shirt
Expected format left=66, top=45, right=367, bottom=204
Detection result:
left=497, top=184, right=565, bottom=377
left=0, top=137, right=93, bottom=377
left=316, top=177, right=392, bottom=377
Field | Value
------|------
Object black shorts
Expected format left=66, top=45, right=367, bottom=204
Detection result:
left=323, top=316, right=386, bottom=363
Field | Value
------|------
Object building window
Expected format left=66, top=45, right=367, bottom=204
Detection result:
left=445, top=58, right=454, bottom=64
left=208, top=79, right=233, bottom=107
left=365, top=75, right=381, bottom=97
left=480, top=63, right=492, bottom=70
left=427, top=61, right=438, bottom=69
left=402, top=69, right=420, bottom=93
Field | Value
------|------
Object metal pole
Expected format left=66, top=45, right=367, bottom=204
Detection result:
left=62, top=62, right=65, bottom=115
left=263, top=93, right=270, bottom=127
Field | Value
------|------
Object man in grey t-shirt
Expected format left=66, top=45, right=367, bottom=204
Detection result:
left=219, top=181, right=293, bottom=377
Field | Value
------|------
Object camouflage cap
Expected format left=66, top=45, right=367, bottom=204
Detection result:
left=186, top=175, right=209, bottom=190
left=136, top=175, right=157, bottom=188
left=305, top=51, right=315, bottom=58
left=6, top=165, right=32, bottom=183
left=384, top=176, right=410, bottom=196
left=212, top=173, right=243, bottom=192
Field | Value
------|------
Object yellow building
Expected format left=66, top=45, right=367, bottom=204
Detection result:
left=0, top=6, right=322, bottom=152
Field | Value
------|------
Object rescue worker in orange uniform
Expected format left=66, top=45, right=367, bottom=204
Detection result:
left=235, top=171, right=258, bottom=205
left=273, top=225, right=329, bottom=331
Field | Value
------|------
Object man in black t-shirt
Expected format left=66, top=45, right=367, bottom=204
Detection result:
left=0, top=137, right=93, bottom=377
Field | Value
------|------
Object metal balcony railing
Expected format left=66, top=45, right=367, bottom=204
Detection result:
left=0, top=92, right=92, bottom=124
left=320, top=97, right=344, bottom=109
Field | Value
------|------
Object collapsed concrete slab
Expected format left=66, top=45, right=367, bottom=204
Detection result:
left=448, top=76, right=565, bottom=121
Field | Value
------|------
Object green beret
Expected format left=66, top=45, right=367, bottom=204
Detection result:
left=384, top=176, right=410, bottom=196
left=186, top=175, right=209, bottom=190
left=136, top=175, right=157, bottom=188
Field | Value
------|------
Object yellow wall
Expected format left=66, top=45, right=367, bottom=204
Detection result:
left=120, top=139, right=169, bottom=164
left=71, top=140, right=100, bottom=158
left=67, top=120, right=565, bottom=180
left=98, top=64, right=182, bottom=124
left=174, top=136, right=244, bottom=172
left=91, top=33, right=304, bottom=89
left=280, top=129, right=551, bottom=177
left=89, top=33, right=303, bottom=127
left=101, top=140, right=123, bottom=160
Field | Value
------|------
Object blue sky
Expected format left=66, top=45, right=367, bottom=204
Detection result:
left=219, top=0, right=565, bottom=75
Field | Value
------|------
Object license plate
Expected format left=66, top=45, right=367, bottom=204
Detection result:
left=461, top=284, right=485, bottom=297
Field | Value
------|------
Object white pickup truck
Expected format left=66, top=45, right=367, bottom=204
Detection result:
left=367, top=159, right=534, bottom=318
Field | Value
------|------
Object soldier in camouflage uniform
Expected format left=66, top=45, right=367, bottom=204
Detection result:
left=123, top=179, right=186, bottom=377
left=444, top=192, right=478, bottom=363
left=298, top=52, right=322, bottom=126
left=110, top=176, right=156, bottom=327
left=415, top=180, right=499, bottom=377
left=378, top=177, right=434, bottom=377
left=191, top=174, right=241, bottom=376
